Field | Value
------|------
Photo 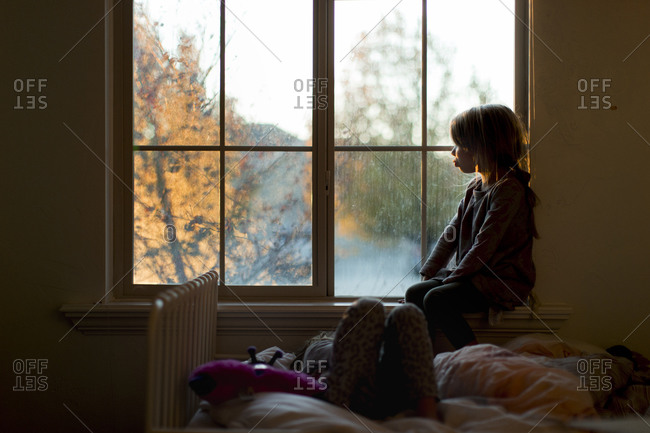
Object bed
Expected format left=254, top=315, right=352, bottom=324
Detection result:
left=146, top=271, right=650, bottom=433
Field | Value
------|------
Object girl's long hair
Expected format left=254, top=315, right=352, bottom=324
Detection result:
left=450, top=104, right=540, bottom=238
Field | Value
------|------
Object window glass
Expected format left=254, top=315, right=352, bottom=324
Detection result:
left=335, top=151, right=421, bottom=296
left=335, top=0, right=421, bottom=147
left=131, top=0, right=517, bottom=294
left=134, top=151, right=219, bottom=283
left=427, top=0, right=515, bottom=146
left=133, top=0, right=220, bottom=147
left=225, top=151, right=312, bottom=285
left=225, top=0, right=313, bottom=145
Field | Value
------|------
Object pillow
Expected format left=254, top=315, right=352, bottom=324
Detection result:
left=434, top=344, right=597, bottom=420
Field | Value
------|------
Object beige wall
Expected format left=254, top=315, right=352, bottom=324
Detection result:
left=530, top=0, right=650, bottom=354
left=2, top=1, right=649, bottom=431
left=1, top=1, right=147, bottom=432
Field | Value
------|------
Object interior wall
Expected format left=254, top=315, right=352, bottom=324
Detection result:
left=1, top=2, right=146, bottom=432
left=2, top=0, right=649, bottom=431
left=530, top=0, right=650, bottom=355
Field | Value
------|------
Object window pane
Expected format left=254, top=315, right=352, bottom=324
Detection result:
left=426, top=152, right=475, bottom=251
left=134, top=151, right=219, bottom=284
left=335, top=151, right=421, bottom=296
left=134, top=0, right=220, bottom=147
left=335, top=0, right=421, bottom=146
left=225, top=152, right=312, bottom=285
left=225, top=0, right=313, bottom=145
left=427, top=0, right=515, bottom=146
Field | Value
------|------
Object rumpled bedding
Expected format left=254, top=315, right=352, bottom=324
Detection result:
left=192, top=335, right=650, bottom=432
left=433, top=344, right=597, bottom=419
left=202, top=393, right=593, bottom=433
left=503, top=334, right=650, bottom=417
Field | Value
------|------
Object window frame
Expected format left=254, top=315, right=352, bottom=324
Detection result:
left=108, top=0, right=529, bottom=301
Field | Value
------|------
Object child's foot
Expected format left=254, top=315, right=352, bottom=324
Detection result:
left=326, top=298, right=385, bottom=415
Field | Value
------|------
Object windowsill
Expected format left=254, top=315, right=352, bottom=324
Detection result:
left=60, top=302, right=153, bottom=335
left=59, top=300, right=365, bottom=335
left=60, top=300, right=573, bottom=337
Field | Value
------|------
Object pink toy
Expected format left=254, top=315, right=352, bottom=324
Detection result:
left=189, top=347, right=326, bottom=405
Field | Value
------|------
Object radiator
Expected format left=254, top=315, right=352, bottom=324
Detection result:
left=145, top=270, right=219, bottom=432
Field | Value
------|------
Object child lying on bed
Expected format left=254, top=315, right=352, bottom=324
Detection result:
left=298, top=297, right=439, bottom=421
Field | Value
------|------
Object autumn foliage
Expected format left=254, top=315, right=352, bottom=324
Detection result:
left=133, top=10, right=311, bottom=285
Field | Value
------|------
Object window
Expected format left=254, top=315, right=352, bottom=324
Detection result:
left=114, top=0, right=527, bottom=299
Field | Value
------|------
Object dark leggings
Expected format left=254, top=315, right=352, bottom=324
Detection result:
left=405, top=279, right=490, bottom=349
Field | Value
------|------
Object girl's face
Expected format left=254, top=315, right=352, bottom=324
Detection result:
left=451, top=145, right=476, bottom=174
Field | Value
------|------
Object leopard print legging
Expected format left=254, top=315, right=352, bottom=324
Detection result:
left=324, top=298, right=438, bottom=419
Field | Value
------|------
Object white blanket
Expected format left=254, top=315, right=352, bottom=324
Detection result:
left=202, top=393, right=584, bottom=433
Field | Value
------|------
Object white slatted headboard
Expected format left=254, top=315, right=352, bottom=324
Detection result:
left=146, top=270, right=219, bottom=432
